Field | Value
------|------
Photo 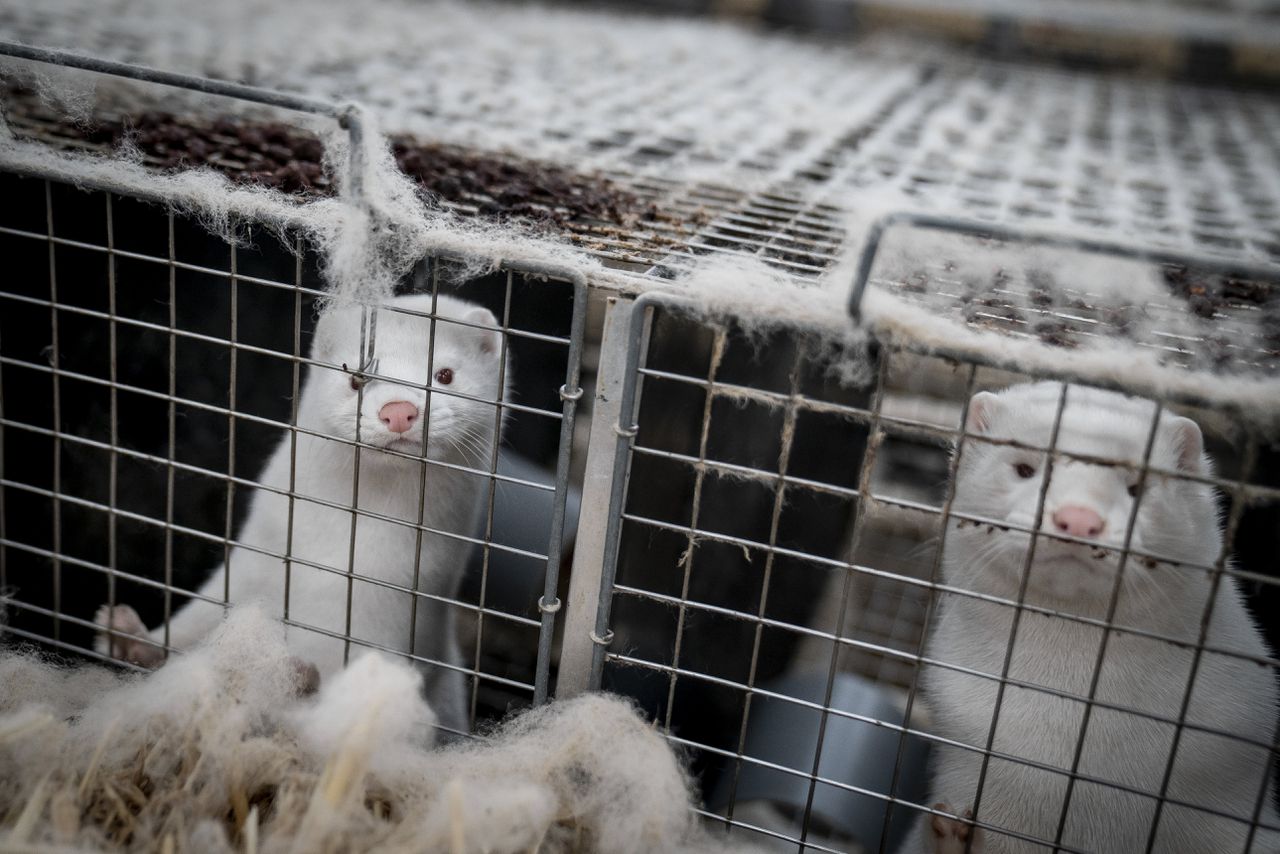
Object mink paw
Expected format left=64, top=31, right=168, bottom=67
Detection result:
left=93, top=604, right=165, bottom=668
left=931, top=803, right=982, bottom=854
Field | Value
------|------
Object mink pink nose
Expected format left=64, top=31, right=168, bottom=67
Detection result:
left=378, top=401, right=419, bottom=434
left=1052, top=505, right=1106, bottom=538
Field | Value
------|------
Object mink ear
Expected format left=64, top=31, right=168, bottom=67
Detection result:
left=965, top=391, right=1000, bottom=435
left=464, top=306, right=499, bottom=355
left=1167, top=415, right=1206, bottom=474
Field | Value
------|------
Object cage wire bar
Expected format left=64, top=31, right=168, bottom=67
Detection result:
left=581, top=290, right=694, bottom=687
left=0, top=40, right=589, bottom=718
left=580, top=287, right=1280, bottom=851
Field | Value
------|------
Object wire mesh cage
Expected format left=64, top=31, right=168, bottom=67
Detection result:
left=1, top=7, right=1280, bottom=854
left=0, top=171, right=588, bottom=735
left=580, top=278, right=1280, bottom=852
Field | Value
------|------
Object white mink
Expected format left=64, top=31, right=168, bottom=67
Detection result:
left=908, top=382, right=1279, bottom=854
left=96, top=293, right=506, bottom=734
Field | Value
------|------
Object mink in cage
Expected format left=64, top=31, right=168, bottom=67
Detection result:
left=903, top=381, right=1280, bottom=853
left=594, top=284, right=1280, bottom=853
left=0, top=176, right=763, bottom=854
left=0, top=177, right=580, bottom=729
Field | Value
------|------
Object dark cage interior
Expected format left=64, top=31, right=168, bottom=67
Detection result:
left=605, top=306, right=873, bottom=769
left=0, top=172, right=579, bottom=724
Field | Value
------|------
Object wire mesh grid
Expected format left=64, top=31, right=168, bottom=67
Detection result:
left=0, top=82, right=866, bottom=282
left=5, top=38, right=1279, bottom=295
left=831, top=63, right=1280, bottom=263
left=0, top=171, right=587, bottom=735
left=850, top=213, right=1280, bottom=386
left=589, top=293, right=1280, bottom=853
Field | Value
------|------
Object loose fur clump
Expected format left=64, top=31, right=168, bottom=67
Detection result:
left=0, top=607, right=757, bottom=853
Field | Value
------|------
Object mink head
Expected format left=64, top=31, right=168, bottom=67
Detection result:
left=303, top=293, right=506, bottom=464
left=947, top=381, right=1220, bottom=607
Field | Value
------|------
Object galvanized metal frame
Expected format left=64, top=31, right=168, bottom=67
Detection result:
left=580, top=290, right=697, bottom=688
left=558, top=293, right=640, bottom=698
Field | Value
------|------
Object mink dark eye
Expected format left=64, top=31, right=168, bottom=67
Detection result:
left=1014, top=462, right=1036, bottom=479
left=435, top=368, right=453, bottom=386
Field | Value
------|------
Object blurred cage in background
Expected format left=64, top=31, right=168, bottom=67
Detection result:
left=611, top=0, right=1280, bottom=85
left=2, top=1, right=1280, bottom=852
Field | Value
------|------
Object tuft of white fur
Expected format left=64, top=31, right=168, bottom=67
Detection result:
left=293, top=651, right=437, bottom=768
left=428, top=693, right=706, bottom=853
